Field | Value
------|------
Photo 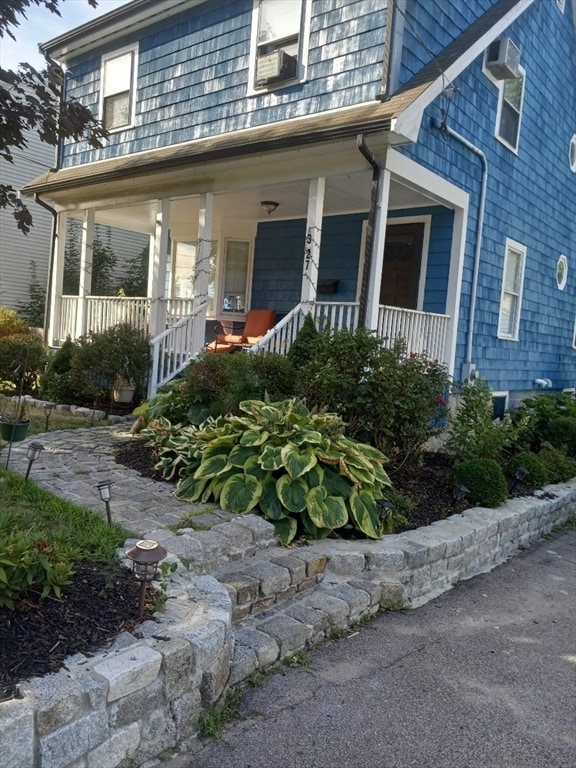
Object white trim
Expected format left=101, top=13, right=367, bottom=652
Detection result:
left=491, top=390, right=509, bottom=419
left=385, top=215, right=431, bottom=311
left=218, top=237, right=254, bottom=319
left=247, top=0, right=311, bottom=97
left=494, top=64, right=525, bottom=154
left=394, top=0, right=536, bottom=142
left=557, top=254, right=568, bottom=291
left=356, top=220, right=368, bottom=303
left=99, top=43, right=138, bottom=133
left=497, top=237, right=526, bottom=341
left=365, top=168, right=391, bottom=330
left=569, top=134, right=576, bottom=173
left=573, top=316, right=576, bottom=350
left=557, top=0, right=566, bottom=13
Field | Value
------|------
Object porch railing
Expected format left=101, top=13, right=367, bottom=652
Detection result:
left=160, top=298, right=196, bottom=327
left=377, top=305, right=450, bottom=363
left=148, top=303, right=207, bottom=398
left=86, top=296, right=151, bottom=334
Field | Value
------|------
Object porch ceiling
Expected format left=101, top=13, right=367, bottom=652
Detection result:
left=91, top=174, right=428, bottom=234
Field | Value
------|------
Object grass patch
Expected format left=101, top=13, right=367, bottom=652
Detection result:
left=0, top=469, right=133, bottom=561
left=198, top=687, right=244, bottom=740
left=0, top=404, right=108, bottom=451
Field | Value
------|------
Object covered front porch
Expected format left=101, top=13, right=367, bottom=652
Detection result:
left=45, top=146, right=468, bottom=397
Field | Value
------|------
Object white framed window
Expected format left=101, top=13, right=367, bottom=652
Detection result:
left=100, top=45, right=138, bottom=131
left=498, top=238, right=526, bottom=340
left=220, top=239, right=253, bottom=316
left=491, top=390, right=509, bottom=421
left=495, top=66, right=525, bottom=152
left=570, top=134, right=576, bottom=172
left=556, top=254, right=568, bottom=290
left=248, top=0, right=311, bottom=93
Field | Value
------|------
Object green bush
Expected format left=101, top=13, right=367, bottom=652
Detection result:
left=543, top=416, right=576, bottom=457
left=39, top=338, right=93, bottom=404
left=297, top=328, right=451, bottom=465
left=0, top=334, right=47, bottom=395
left=445, top=379, right=520, bottom=462
left=512, top=393, right=576, bottom=453
left=507, top=451, right=549, bottom=488
left=0, top=307, right=29, bottom=338
left=287, top=313, right=320, bottom=370
left=0, top=510, right=76, bottom=609
left=537, top=443, right=576, bottom=483
left=143, top=398, right=391, bottom=544
left=451, top=458, right=509, bottom=507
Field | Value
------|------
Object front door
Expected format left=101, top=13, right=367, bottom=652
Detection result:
left=379, top=223, right=424, bottom=309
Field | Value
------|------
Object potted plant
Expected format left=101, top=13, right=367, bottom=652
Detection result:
left=112, top=374, right=137, bottom=403
left=0, top=395, right=31, bottom=442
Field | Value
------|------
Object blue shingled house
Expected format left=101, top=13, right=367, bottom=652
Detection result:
left=23, top=0, right=576, bottom=401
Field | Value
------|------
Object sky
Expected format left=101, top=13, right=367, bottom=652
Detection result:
left=0, top=0, right=131, bottom=70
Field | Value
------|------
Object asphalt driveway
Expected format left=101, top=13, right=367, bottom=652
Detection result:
left=161, top=527, right=576, bottom=768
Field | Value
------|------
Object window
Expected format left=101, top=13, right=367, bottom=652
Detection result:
left=495, top=67, right=525, bottom=151
left=498, top=239, right=526, bottom=340
left=250, top=0, right=310, bottom=91
left=101, top=46, right=137, bottom=131
left=221, top=240, right=252, bottom=314
left=557, top=254, right=568, bottom=290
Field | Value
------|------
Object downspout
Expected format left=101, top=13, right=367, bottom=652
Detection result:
left=356, top=134, right=381, bottom=328
left=34, top=193, right=58, bottom=345
left=431, top=118, right=488, bottom=383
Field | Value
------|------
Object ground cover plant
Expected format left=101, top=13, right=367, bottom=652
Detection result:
left=0, top=469, right=137, bottom=700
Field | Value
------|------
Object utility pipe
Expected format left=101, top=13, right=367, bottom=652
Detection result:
left=356, top=134, right=381, bottom=328
left=431, top=118, right=488, bottom=381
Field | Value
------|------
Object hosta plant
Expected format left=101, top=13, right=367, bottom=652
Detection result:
left=144, top=399, right=391, bottom=544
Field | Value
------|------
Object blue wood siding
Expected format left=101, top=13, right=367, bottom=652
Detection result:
left=63, top=0, right=388, bottom=166
left=398, top=0, right=576, bottom=391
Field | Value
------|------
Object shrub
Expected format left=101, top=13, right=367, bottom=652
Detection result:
left=39, top=338, right=93, bottom=404
left=451, top=458, right=508, bottom=507
left=297, top=327, right=451, bottom=465
left=143, top=398, right=391, bottom=544
left=445, top=379, right=520, bottom=462
left=507, top=451, right=549, bottom=488
left=0, top=307, right=29, bottom=338
left=537, top=443, right=576, bottom=483
left=543, top=416, right=576, bottom=457
left=512, top=393, right=576, bottom=452
left=0, top=510, right=76, bottom=609
left=287, top=313, right=320, bottom=370
left=0, top=333, right=47, bottom=395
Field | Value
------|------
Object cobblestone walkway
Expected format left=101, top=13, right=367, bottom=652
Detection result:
left=3, top=426, right=230, bottom=536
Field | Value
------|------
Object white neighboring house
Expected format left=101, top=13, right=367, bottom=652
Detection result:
left=0, top=132, right=53, bottom=318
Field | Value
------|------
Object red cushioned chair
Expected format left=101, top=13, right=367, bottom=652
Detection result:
left=206, top=309, right=276, bottom=353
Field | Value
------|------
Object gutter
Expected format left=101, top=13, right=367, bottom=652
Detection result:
left=356, top=134, right=381, bottom=328
left=34, top=193, right=58, bottom=346
left=432, top=118, right=488, bottom=383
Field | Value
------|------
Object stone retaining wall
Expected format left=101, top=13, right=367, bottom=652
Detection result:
left=1, top=481, right=574, bottom=768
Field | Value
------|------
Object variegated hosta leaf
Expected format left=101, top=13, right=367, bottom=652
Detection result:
left=228, top=444, right=259, bottom=468
left=300, top=509, right=331, bottom=539
left=348, top=489, right=381, bottom=539
left=306, top=487, right=348, bottom=529
left=305, top=464, right=324, bottom=488
left=243, top=455, right=269, bottom=481
left=258, top=444, right=284, bottom=471
left=258, top=480, right=287, bottom=520
left=339, top=458, right=373, bottom=487
left=240, top=429, right=270, bottom=447
left=175, top=476, right=209, bottom=502
left=220, top=474, right=263, bottom=514
left=272, top=516, right=298, bottom=545
left=315, top=442, right=342, bottom=465
left=321, top=467, right=352, bottom=498
left=281, top=443, right=317, bottom=479
left=276, top=475, right=307, bottom=513
left=192, top=454, right=229, bottom=480
left=210, top=469, right=238, bottom=500
left=290, top=429, right=323, bottom=446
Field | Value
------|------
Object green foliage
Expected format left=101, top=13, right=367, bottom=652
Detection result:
left=144, top=398, right=391, bottom=543
left=451, top=458, right=509, bottom=507
left=39, top=338, right=93, bottom=404
left=16, top=261, right=46, bottom=328
left=63, top=220, right=118, bottom=296
left=512, top=393, right=576, bottom=453
left=445, top=379, right=520, bottom=462
left=507, top=451, right=549, bottom=487
left=0, top=510, right=75, bottom=609
left=297, top=328, right=451, bottom=465
left=543, top=416, right=576, bottom=457
left=537, top=443, right=576, bottom=483
left=287, top=313, right=320, bottom=370
left=118, top=245, right=149, bottom=297
left=0, top=307, right=29, bottom=338
left=198, top=687, right=244, bottom=740
left=0, top=328, right=47, bottom=395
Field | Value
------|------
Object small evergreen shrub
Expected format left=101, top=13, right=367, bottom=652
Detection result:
left=512, top=393, right=576, bottom=452
left=543, top=416, right=576, bottom=457
left=0, top=318, right=47, bottom=395
left=286, top=313, right=320, bottom=370
left=507, top=451, right=549, bottom=488
left=537, top=443, right=576, bottom=483
left=451, top=458, right=508, bottom=507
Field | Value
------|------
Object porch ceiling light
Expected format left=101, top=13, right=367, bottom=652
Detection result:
left=260, top=200, right=279, bottom=215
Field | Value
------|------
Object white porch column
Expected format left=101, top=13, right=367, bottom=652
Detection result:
left=194, top=193, right=214, bottom=308
left=364, top=167, right=391, bottom=330
left=148, top=198, right=171, bottom=336
left=47, top=213, right=67, bottom=346
left=75, top=209, right=95, bottom=338
left=300, top=177, right=325, bottom=313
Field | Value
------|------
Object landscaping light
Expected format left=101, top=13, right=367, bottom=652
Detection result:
left=44, top=403, right=55, bottom=431
left=452, top=483, right=470, bottom=505
left=126, top=539, right=168, bottom=622
left=96, top=480, right=113, bottom=525
left=511, top=466, right=529, bottom=491
left=25, top=442, right=44, bottom=480
left=376, top=498, right=395, bottom=522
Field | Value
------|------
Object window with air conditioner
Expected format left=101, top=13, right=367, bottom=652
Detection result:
left=495, top=66, right=525, bottom=152
left=250, top=0, right=310, bottom=91
left=100, top=45, right=138, bottom=131
left=498, top=239, right=526, bottom=340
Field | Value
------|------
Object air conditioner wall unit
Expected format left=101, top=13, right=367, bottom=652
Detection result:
left=486, top=37, right=520, bottom=79
left=255, top=50, right=297, bottom=86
